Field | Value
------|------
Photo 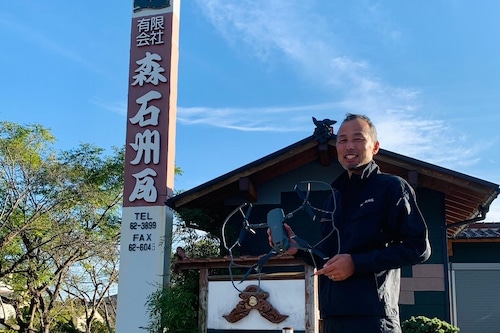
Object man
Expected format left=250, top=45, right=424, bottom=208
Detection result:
left=270, top=113, right=431, bottom=333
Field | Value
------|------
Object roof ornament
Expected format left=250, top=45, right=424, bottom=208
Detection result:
left=312, top=117, right=337, bottom=143
left=133, top=0, right=171, bottom=12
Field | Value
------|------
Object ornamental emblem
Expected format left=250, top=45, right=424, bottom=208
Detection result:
left=223, top=285, right=288, bottom=324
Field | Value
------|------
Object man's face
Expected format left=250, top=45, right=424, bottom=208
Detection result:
left=336, top=118, right=380, bottom=175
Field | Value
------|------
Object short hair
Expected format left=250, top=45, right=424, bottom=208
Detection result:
left=341, top=113, right=378, bottom=142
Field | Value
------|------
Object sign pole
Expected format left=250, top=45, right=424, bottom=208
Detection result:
left=116, top=1, right=180, bottom=331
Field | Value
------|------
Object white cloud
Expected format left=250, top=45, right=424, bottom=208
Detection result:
left=178, top=103, right=340, bottom=132
left=191, top=1, right=494, bottom=170
left=91, top=98, right=127, bottom=116
left=198, top=1, right=339, bottom=80
left=0, top=16, right=106, bottom=76
left=486, top=202, right=500, bottom=222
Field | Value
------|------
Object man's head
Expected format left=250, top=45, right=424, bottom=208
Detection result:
left=336, top=113, right=380, bottom=176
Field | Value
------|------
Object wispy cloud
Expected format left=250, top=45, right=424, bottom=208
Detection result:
left=90, top=98, right=127, bottom=116
left=198, top=1, right=340, bottom=84
left=178, top=103, right=341, bottom=132
left=192, top=0, right=420, bottom=116
left=188, top=0, right=490, bottom=170
left=0, top=17, right=105, bottom=76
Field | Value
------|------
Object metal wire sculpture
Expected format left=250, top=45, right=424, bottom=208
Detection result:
left=222, top=180, right=340, bottom=293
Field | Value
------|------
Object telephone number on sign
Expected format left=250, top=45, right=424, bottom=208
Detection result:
left=128, top=243, right=155, bottom=251
left=129, top=221, right=157, bottom=230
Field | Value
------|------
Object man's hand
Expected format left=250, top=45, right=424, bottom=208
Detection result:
left=267, top=223, right=298, bottom=255
left=315, top=254, right=355, bottom=281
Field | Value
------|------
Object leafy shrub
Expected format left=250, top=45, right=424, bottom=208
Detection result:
left=402, top=316, right=459, bottom=333
left=146, top=272, right=200, bottom=333
left=145, top=234, right=220, bottom=333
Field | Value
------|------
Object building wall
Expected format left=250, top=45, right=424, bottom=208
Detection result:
left=207, top=280, right=306, bottom=332
left=400, top=187, right=449, bottom=322
left=451, top=242, right=500, bottom=263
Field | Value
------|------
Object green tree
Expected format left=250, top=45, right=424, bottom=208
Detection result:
left=145, top=232, right=220, bottom=333
left=0, top=122, right=123, bottom=333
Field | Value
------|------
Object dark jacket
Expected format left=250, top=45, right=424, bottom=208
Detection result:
left=298, top=160, right=431, bottom=318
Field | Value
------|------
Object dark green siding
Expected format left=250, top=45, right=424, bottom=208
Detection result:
left=402, top=188, right=449, bottom=321
left=451, top=242, right=500, bottom=263
left=416, top=187, right=446, bottom=265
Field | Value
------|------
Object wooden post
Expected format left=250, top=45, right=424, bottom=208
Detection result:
left=304, top=265, right=319, bottom=333
left=199, top=268, right=208, bottom=333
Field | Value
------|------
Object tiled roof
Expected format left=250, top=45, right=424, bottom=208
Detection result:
left=455, top=223, right=500, bottom=239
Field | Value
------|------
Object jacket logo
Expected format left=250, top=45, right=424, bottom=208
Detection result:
left=360, top=198, right=374, bottom=207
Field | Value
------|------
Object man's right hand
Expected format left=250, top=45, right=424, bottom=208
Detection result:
left=267, top=223, right=298, bottom=255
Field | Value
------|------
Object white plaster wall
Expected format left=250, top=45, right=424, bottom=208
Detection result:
left=208, top=280, right=305, bottom=330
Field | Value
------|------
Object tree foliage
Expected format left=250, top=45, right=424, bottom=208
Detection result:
left=402, top=316, right=460, bottom=333
left=0, top=122, right=123, bottom=333
left=145, top=230, right=220, bottom=333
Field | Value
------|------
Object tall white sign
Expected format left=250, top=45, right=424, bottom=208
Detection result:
left=116, top=1, right=180, bottom=332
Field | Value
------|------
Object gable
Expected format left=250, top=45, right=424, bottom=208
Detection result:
left=167, top=135, right=499, bottom=240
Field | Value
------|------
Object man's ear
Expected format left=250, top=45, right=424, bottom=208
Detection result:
left=373, top=140, right=380, bottom=155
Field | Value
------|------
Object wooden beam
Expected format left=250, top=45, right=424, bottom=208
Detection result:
left=318, top=143, right=331, bottom=166
left=239, top=177, right=257, bottom=202
left=408, top=170, right=418, bottom=188
left=175, top=255, right=304, bottom=270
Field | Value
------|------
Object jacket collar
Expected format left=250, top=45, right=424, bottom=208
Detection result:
left=334, top=160, right=380, bottom=189
left=360, top=160, right=380, bottom=179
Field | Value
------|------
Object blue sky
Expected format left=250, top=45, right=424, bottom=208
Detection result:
left=1, top=0, right=500, bottom=221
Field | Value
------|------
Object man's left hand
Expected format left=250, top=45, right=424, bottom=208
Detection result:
left=315, top=254, right=355, bottom=281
